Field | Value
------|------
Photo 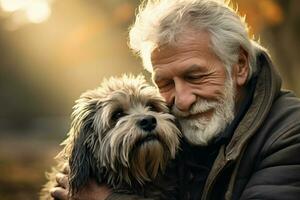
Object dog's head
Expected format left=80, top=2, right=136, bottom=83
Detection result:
left=65, top=74, right=181, bottom=194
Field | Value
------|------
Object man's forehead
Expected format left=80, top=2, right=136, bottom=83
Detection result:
left=151, top=45, right=178, bottom=64
left=151, top=30, right=212, bottom=63
left=151, top=67, right=165, bottom=80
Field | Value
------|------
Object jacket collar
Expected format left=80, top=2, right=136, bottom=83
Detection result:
left=225, top=49, right=282, bottom=160
left=201, top=48, right=283, bottom=200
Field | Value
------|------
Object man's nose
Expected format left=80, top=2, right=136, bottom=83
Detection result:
left=174, top=80, right=196, bottom=112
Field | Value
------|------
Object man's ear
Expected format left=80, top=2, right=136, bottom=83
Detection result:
left=232, top=47, right=249, bottom=87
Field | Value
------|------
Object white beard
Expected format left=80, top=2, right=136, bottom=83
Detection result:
left=172, top=76, right=236, bottom=146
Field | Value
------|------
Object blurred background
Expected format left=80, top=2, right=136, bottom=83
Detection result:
left=0, top=0, right=299, bottom=199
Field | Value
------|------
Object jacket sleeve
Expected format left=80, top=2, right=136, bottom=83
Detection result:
left=239, top=127, right=300, bottom=200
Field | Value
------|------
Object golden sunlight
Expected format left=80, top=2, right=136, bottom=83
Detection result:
left=0, top=0, right=51, bottom=24
left=25, top=1, right=51, bottom=23
left=0, top=0, right=29, bottom=12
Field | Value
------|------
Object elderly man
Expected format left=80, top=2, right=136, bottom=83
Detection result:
left=51, top=0, right=300, bottom=199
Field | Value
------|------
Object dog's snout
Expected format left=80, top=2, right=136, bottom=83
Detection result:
left=138, top=115, right=157, bottom=132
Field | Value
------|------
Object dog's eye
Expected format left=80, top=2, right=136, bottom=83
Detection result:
left=146, top=102, right=159, bottom=112
left=111, top=109, right=126, bottom=121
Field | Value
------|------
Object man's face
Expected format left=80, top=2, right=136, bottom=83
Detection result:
left=151, top=30, right=236, bottom=145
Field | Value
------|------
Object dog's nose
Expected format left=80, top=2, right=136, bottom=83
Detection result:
left=138, top=115, right=157, bottom=132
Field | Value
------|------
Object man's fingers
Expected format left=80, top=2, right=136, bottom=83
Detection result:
left=56, top=173, right=69, bottom=189
left=62, top=163, right=70, bottom=174
left=50, top=187, right=68, bottom=200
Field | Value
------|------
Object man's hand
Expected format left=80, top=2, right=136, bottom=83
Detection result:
left=50, top=172, right=69, bottom=199
left=50, top=172, right=112, bottom=200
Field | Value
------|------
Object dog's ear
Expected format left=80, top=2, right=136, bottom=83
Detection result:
left=67, top=95, right=99, bottom=195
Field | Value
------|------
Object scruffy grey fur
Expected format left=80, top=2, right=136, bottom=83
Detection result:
left=40, top=74, right=181, bottom=199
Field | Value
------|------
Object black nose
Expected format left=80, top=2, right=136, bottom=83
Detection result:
left=138, top=115, right=157, bottom=132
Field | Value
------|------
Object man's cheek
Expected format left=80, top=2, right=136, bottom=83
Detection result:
left=160, top=92, right=173, bottom=106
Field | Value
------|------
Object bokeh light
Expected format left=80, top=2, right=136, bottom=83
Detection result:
left=25, top=1, right=51, bottom=23
left=0, top=1, right=299, bottom=199
left=0, top=0, right=29, bottom=12
left=0, top=0, right=52, bottom=24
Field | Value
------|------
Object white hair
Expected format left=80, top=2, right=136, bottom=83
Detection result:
left=129, top=0, right=259, bottom=80
left=172, top=66, right=235, bottom=145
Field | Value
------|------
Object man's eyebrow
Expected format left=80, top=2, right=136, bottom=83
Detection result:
left=185, top=64, right=206, bottom=73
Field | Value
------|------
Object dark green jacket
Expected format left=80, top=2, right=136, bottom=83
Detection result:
left=107, top=50, right=300, bottom=200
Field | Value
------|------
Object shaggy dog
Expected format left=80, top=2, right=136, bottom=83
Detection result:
left=40, top=75, right=181, bottom=200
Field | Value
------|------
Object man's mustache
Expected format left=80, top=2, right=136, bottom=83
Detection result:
left=171, top=99, right=219, bottom=118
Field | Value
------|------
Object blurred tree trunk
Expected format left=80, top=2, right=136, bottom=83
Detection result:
left=260, top=0, right=300, bottom=96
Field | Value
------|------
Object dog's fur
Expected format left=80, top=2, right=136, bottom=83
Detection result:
left=40, top=74, right=181, bottom=199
